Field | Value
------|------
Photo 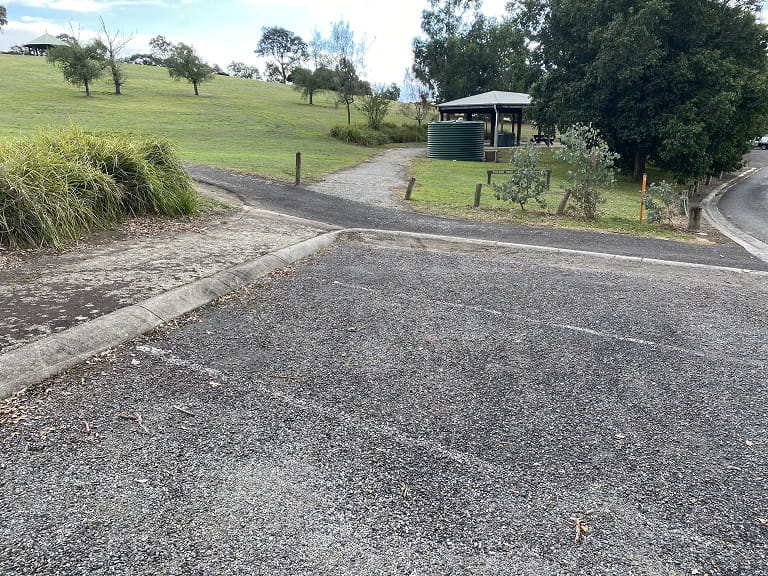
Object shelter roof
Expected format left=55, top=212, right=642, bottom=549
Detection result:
left=437, top=91, right=531, bottom=110
left=24, top=33, right=67, bottom=47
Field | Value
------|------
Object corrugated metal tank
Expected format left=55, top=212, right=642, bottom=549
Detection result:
left=427, top=121, right=485, bottom=161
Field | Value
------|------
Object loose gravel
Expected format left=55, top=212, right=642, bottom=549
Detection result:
left=2, top=239, right=767, bottom=575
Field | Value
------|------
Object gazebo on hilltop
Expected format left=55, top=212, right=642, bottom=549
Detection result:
left=23, top=33, right=67, bottom=56
left=436, top=91, right=532, bottom=148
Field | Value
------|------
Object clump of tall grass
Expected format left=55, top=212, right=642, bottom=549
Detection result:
left=0, top=125, right=199, bottom=248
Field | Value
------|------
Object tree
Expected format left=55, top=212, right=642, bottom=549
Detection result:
left=47, top=37, right=106, bottom=97
left=413, top=1, right=537, bottom=102
left=149, top=35, right=173, bottom=65
left=98, top=17, right=133, bottom=95
left=0, top=5, right=7, bottom=31
left=357, top=85, right=392, bottom=130
left=514, top=0, right=768, bottom=181
left=326, top=20, right=367, bottom=124
left=380, top=83, right=401, bottom=101
left=401, top=68, right=434, bottom=126
left=255, top=26, right=307, bottom=84
left=555, top=124, right=619, bottom=220
left=227, top=61, right=261, bottom=79
left=493, top=143, right=548, bottom=210
left=291, top=66, right=334, bottom=104
left=166, top=43, right=214, bottom=95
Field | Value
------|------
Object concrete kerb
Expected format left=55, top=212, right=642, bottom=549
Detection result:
left=701, top=167, right=768, bottom=264
left=4, top=226, right=768, bottom=400
left=0, top=231, right=344, bottom=399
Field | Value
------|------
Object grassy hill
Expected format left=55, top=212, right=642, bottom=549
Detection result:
left=0, top=54, right=394, bottom=182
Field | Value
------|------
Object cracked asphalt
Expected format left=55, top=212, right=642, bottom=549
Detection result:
left=2, top=233, right=767, bottom=575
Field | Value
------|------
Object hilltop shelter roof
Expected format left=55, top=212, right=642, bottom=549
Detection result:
left=23, top=33, right=67, bottom=56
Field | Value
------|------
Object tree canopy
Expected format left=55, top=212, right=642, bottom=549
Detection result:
left=47, top=37, right=106, bottom=97
left=256, top=26, right=308, bottom=83
left=413, top=0, right=538, bottom=102
left=291, top=66, right=334, bottom=104
left=514, top=0, right=768, bottom=181
left=166, top=42, right=214, bottom=95
left=0, top=5, right=7, bottom=31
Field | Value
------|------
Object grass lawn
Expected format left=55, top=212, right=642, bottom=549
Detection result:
left=0, top=54, right=392, bottom=182
left=407, top=147, right=693, bottom=239
left=1, top=54, right=695, bottom=238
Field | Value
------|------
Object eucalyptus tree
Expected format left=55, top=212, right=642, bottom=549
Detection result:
left=166, top=43, right=214, bottom=95
left=47, top=37, right=106, bottom=97
left=256, top=27, right=307, bottom=83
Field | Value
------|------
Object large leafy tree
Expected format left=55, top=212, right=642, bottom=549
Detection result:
left=413, top=0, right=538, bottom=102
left=0, top=5, right=8, bottom=31
left=514, top=0, right=768, bottom=181
left=166, top=43, right=214, bottom=95
left=256, top=26, right=307, bottom=84
left=47, top=37, right=106, bottom=97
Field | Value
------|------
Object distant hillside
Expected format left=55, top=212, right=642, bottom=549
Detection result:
left=0, top=54, right=398, bottom=181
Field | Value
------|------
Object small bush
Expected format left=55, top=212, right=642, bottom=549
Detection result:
left=330, top=123, right=427, bottom=147
left=0, top=125, right=198, bottom=248
left=643, top=180, right=678, bottom=224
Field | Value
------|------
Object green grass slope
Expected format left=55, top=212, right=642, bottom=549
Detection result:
left=0, top=54, right=390, bottom=182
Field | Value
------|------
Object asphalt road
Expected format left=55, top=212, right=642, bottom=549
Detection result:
left=2, top=236, right=767, bottom=575
left=188, top=165, right=768, bottom=272
left=719, top=150, right=768, bottom=245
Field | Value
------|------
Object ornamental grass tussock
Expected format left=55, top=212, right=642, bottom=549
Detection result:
left=0, top=125, right=199, bottom=249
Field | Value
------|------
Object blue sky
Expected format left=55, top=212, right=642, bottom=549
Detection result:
left=0, top=0, right=510, bottom=85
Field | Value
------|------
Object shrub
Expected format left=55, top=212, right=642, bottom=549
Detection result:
left=643, top=180, right=678, bottom=224
left=0, top=125, right=198, bottom=248
left=330, top=122, right=427, bottom=147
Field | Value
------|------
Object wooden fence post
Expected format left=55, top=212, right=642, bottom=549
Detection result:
left=295, top=152, right=302, bottom=186
left=474, top=183, right=482, bottom=208
left=405, top=177, right=416, bottom=200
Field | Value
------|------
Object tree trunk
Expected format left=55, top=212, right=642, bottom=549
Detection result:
left=309, top=91, right=313, bottom=105
left=633, top=149, right=647, bottom=181
left=346, top=102, right=351, bottom=125
left=193, top=81, right=199, bottom=96
left=556, top=189, right=572, bottom=215
left=84, top=80, right=90, bottom=97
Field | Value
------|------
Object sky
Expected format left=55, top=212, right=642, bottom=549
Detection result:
left=0, top=0, right=512, bottom=86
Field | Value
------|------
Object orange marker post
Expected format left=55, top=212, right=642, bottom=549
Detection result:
left=639, top=173, right=647, bottom=223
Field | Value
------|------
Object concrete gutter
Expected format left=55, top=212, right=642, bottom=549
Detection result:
left=701, top=167, right=768, bottom=265
left=4, top=228, right=768, bottom=400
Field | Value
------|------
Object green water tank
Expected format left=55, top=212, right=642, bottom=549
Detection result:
left=427, top=121, right=485, bottom=161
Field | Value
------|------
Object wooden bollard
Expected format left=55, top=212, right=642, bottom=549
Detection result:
left=474, top=183, right=482, bottom=208
left=405, top=177, right=415, bottom=200
left=295, top=152, right=301, bottom=186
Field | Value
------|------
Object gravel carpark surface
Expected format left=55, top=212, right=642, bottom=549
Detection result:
left=2, top=232, right=767, bottom=575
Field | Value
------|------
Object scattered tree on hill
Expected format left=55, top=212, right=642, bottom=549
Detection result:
left=401, top=68, right=434, bottom=126
left=326, top=20, right=367, bottom=125
left=380, top=83, right=401, bottom=101
left=256, top=26, right=307, bottom=84
left=47, top=37, right=106, bottom=97
left=98, top=17, right=134, bottom=95
left=357, top=85, right=393, bottom=129
left=513, top=0, right=768, bottom=182
left=291, top=66, right=334, bottom=104
left=166, top=43, right=214, bottom=95
left=227, top=61, right=261, bottom=79
left=0, top=5, right=8, bottom=31
left=149, top=35, right=173, bottom=65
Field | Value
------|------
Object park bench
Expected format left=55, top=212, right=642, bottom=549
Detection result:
left=530, top=135, right=556, bottom=145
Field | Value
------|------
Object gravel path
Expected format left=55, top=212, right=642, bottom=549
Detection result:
left=2, top=236, right=767, bottom=574
left=307, top=147, right=425, bottom=208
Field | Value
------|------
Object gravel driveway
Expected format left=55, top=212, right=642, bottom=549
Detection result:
left=2, top=235, right=766, bottom=575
